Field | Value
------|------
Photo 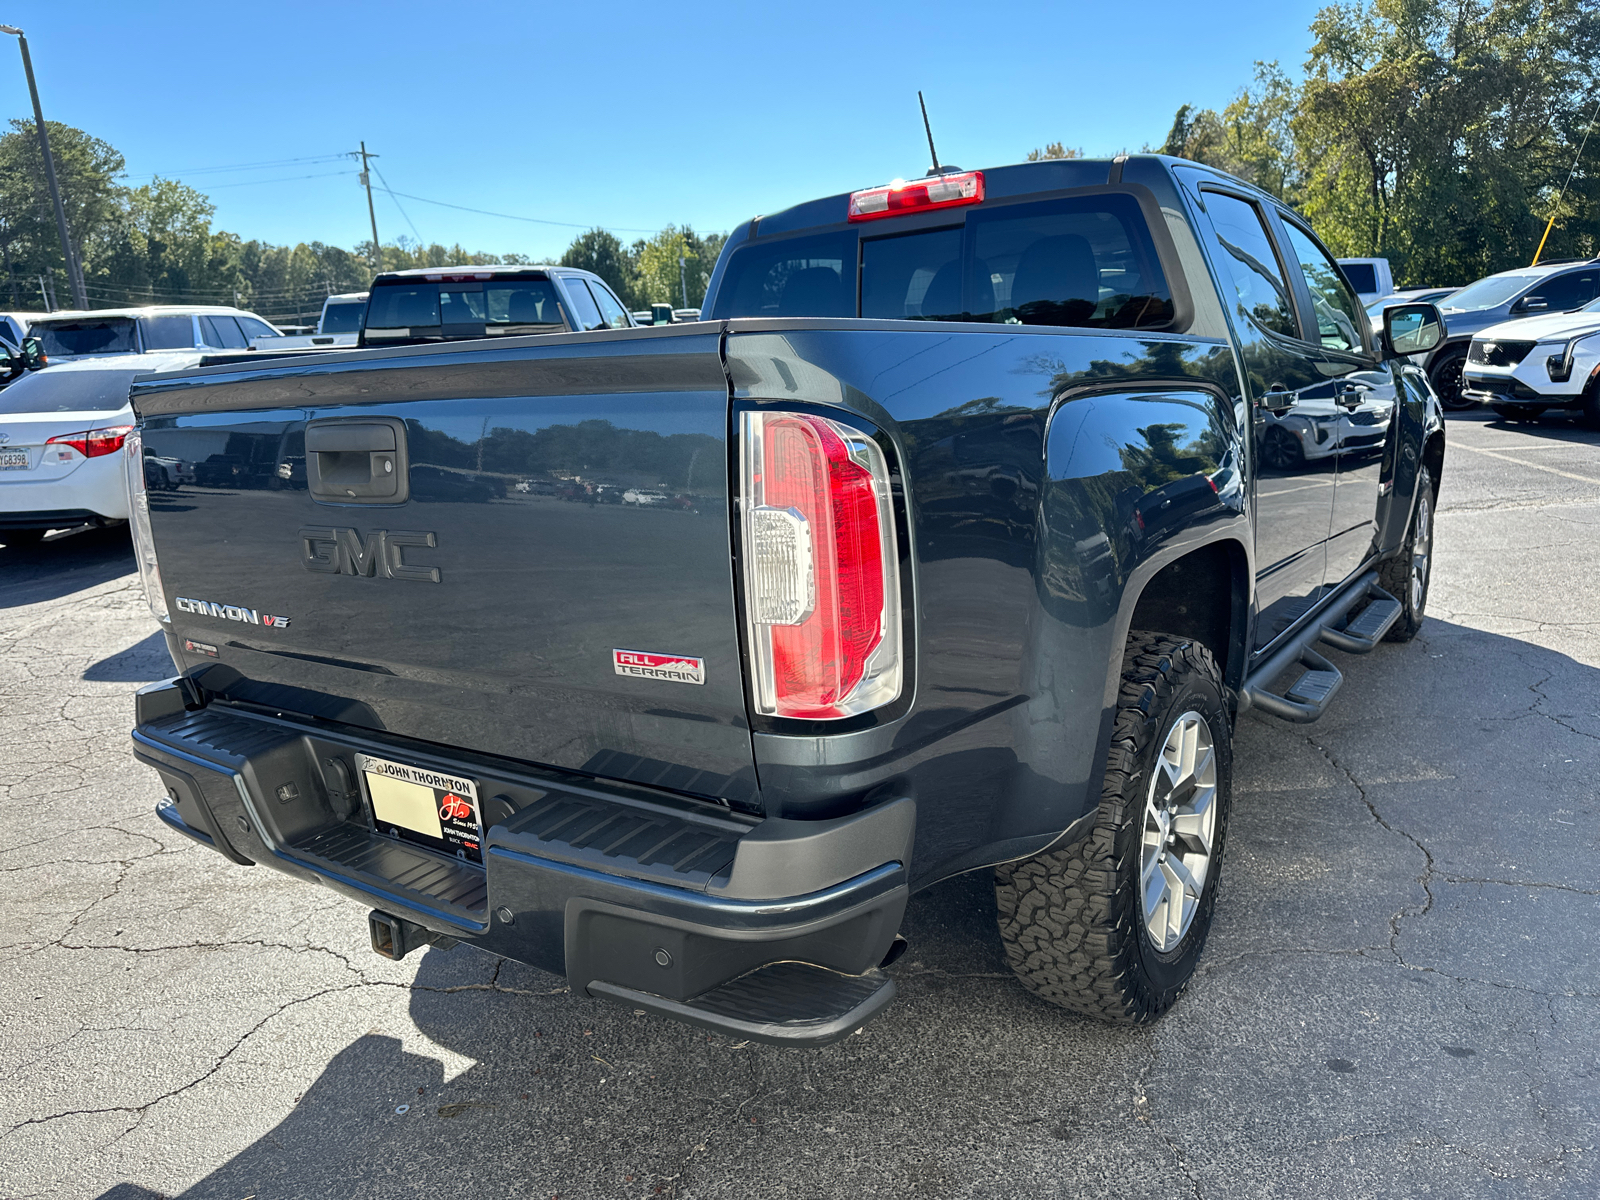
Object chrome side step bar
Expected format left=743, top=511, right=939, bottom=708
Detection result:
left=1241, top=572, right=1401, bottom=723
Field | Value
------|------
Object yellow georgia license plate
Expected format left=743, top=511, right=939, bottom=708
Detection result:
left=357, top=753, right=482, bottom=864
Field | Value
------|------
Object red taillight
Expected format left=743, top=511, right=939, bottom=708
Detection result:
left=848, top=170, right=984, bottom=222
left=46, top=424, right=134, bottom=458
left=741, top=411, right=902, bottom=719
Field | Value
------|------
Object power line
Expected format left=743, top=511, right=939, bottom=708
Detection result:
left=119, top=152, right=354, bottom=181
left=202, top=170, right=359, bottom=190
left=371, top=164, right=422, bottom=244
left=370, top=184, right=661, bottom=233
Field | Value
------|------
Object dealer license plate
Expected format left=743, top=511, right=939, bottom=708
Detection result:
left=0, top=447, right=29, bottom=471
left=357, top=753, right=483, bottom=864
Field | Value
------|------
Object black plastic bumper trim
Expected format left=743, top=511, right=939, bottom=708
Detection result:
left=488, top=845, right=902, bottom=926
left=154, top=798, right=215, bottom=848
left=589, top=968, right=897, bottom=1047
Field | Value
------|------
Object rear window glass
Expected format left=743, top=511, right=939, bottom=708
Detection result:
left=709, top=231, right=856, bottom=319
left=366, top=280, right=563, bottom=334
left=1340, top=263, right=1377, bottom=294
left=33, top=319, right=137, bottom=357
left=367, top=285, right=441, bottom=329
left=319, top=302, right=364, bottom=334
left=140, top=315, right=196, bottom=350
left=486, top=282, right=562, bottom=328
left=713, top=194, right=1174, bottom=330
left=0, top=368, right=137, bottom=414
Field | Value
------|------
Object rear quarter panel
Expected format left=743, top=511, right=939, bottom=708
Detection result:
left=726, top=320, right=1249, bottom=885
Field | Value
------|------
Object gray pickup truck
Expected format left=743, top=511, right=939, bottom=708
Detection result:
left=126, top=155, right=1446, bottom=1046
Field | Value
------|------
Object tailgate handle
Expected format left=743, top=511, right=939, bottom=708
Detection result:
left=305, top=417, right=408, bottom=504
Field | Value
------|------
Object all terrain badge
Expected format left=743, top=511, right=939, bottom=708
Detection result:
left=612, top=649, right=705, bottom=685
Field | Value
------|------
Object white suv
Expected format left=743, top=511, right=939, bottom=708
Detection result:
left=28, top=306, right=281, bottom=361
left=1462, top=298, right=1600, bottom=425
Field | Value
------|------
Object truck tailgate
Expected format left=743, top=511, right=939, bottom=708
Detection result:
left=132, top=330, right=757, bottom=806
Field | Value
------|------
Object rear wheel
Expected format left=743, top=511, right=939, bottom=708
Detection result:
left=1378, top=465, right=1434, bottom=642
left=1491, top=403, right=1541, bottom=422
left=1430, top=349, right=1476, bottom=410
left=995, top=633, right=1232, bottom=1023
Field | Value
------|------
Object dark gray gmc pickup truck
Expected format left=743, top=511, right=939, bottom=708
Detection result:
left=126, top=155, right=1447, bottom=1046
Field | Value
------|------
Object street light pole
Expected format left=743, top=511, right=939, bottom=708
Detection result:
left=0, top=26, right=86, bottom=310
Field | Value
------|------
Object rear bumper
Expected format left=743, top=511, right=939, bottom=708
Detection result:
left=0, top=451, right=130, bottom=521
left=0, top=508, right=120, bottom=532
left=131, top=680, right=912, bottom=1044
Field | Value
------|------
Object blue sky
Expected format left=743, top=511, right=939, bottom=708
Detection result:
left=6, top=1, right=1323, bottom=260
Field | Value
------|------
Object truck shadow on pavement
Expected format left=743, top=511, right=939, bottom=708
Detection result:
left=82, top=630, right=173, bottom=683
left=89, top=617, right=1600, bottom=1199
left=0, top=527, right=135, bottom=610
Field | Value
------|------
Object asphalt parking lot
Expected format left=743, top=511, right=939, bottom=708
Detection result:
left=2, top=409, right=1596, bottom=1200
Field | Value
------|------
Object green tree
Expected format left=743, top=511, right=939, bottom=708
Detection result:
left=561, top=228, right=640, bottom=308
left=1026, top=142, right=1084, bottom=161
left=1157, top=62, right=1299, bottom=199
left=633, top=225, right=723, bottom=310
left=0, top=118, right=124, bottom=308
left=1293, top=0, right=1600, bottom=282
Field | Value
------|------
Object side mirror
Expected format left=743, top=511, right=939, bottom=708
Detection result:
left=1383, top=303, right=1444, bottom=357
left=1516, top=295, right=1548, bottom=313
left=20, top=335, right=45, bottom=369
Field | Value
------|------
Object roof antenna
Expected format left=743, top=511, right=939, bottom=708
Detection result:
left=919, top=91, right=942, bottom=176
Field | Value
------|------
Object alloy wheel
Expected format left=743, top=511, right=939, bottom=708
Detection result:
left=1410, top=488, right=1432, bottom=612
left=1139, top=711, right=1219, bottom=952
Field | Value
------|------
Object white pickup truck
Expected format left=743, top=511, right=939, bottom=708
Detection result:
left=250, top=292, right=366, bottom=351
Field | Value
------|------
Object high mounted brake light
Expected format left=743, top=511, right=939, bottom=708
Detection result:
left=740, top=411, right=902, bottom=719
left=848, top=170, right=984, bottom=222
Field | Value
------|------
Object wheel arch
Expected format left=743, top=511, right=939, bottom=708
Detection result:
left=1121, top=538, right=1251, bottom=697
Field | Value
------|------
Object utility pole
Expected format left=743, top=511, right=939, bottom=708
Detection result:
left=356, top=142, right=382, bottom=275
left=1, top=26, right=86, bottom=309
left=678, top=251, right=688, bottom=309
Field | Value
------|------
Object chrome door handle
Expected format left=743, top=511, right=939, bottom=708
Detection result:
left=1334, top=381, right=1372, bottom=410
left=1259, top=388, right=1296, bottom=416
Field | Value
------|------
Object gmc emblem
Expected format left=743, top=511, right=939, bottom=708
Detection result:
left=299, top=526, right=441, bottom=582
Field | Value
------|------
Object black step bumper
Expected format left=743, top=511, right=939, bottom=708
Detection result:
left=131, top=680, right=911, bottom=1045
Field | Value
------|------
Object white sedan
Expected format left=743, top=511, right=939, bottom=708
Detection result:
left=0, top=351, right=202, bottom=546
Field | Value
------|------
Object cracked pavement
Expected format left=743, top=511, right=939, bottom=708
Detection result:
left=1, top=410, right=1597, bottom=1199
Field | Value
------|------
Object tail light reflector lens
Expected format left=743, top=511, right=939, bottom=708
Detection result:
left=848, top=170, right=984, bottom=222
left=740, top=411, right=901, bottom=719
left=124, top=429, right=171, bottom=624
left=46, top=424, right=134, bottom=458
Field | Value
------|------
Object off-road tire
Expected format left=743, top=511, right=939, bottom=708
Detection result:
left=1378, top=465, right=1434, bottom=642
left=1491, top=403, right=1541, bottom=422
left=994, top=633, right=1233, bottom=1024
left=1430, top=348, right=1476, bottom=410
left=0, top=529, right=45, bottom=548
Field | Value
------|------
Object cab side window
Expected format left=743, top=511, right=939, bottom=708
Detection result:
left=1281, top=222, right=1365, bottom=354
left=1200, top=191, right=1297, bottom=338
left=1528, top=270, right=1600, bottom=312
left=589, top=282, right=633, bottom=329
left=563, top=278, right=606, bottom=331
left=200, top=315, right=247, bottom=350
